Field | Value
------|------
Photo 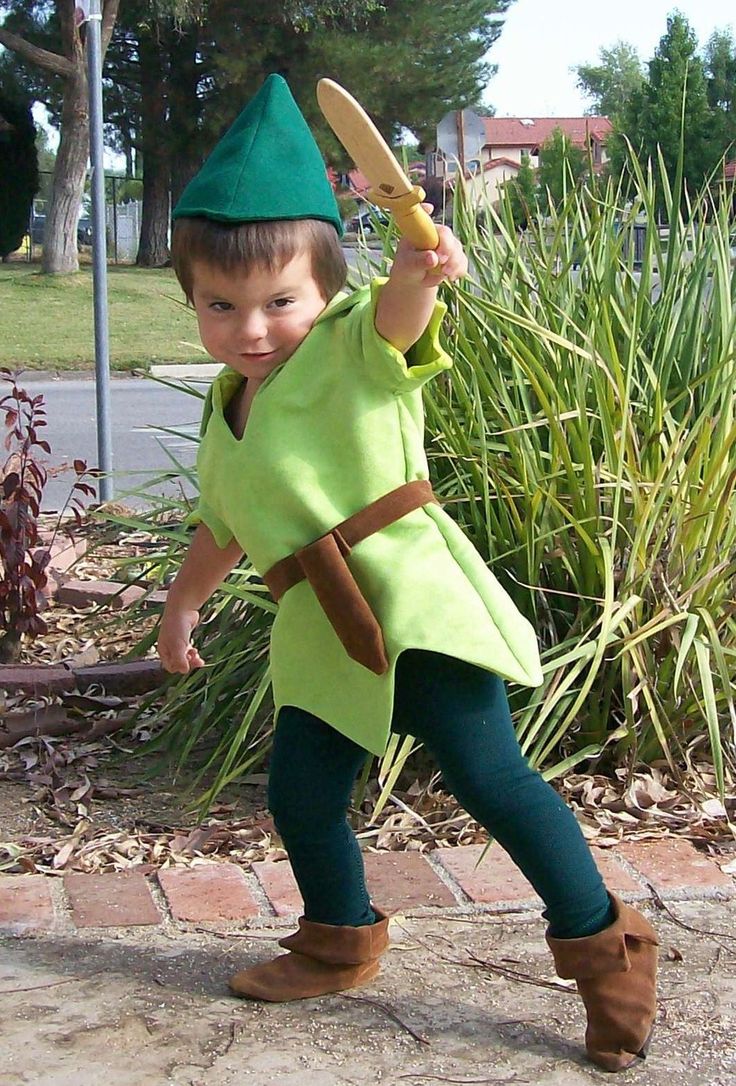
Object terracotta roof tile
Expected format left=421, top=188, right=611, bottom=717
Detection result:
left=483, top=116, right=612, bottom=149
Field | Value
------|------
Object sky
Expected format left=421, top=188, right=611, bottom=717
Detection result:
left=485, top=0, right=736, bottom=117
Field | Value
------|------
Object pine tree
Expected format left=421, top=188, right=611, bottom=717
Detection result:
left=504, top=152, right=537, bottom=229
left=610, top=14, right=719, bottom=202
left=537, top=128, right=586, bottom=210
left=101, top=0, right=511, bottom=261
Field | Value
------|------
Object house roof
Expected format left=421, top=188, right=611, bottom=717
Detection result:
left=326, top=165, right=372, bottom=196
left=330, top=163, right=426, bottom=199
left=483, top=116, right=612, bottom=149
left=725, top=161, right=736, bottom=180
left=483, top=156, right=521, bottom=172
left=348, top=168, right=371, bottom=196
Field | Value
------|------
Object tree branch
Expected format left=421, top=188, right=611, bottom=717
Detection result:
left=102, top=0, right=122, bottom=55
left=0, top=26, right=75, bottom=80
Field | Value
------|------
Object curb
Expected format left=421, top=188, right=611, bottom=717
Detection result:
left=18, top=366, right=215, bottom=382
left=18, top=371, right=154, bottom=382
left=150, top=363, right=221, bottom=379
left=1, top=838, right=734, bottom=937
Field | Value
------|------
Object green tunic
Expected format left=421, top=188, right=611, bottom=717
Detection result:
left=193, top=279, right=543, bottom=755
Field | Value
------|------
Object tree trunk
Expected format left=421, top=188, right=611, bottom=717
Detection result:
left=168, top=22, right=205, bottom=212
left=136, top=156, right=170, bottom=266
left=28, top=2, right=89, bottom=277
left=0, top=1, right=121, bottom=276
left=136, top=23, right=170, bottom=267
left=42, top=69, right=89, bottom=274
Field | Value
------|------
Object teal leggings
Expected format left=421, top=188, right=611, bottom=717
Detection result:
left=269, top=650, right=613, bottom=938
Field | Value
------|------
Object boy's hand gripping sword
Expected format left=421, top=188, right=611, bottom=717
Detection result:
left=317, top=78, right=439, bottom=252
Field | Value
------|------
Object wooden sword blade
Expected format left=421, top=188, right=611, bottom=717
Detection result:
left=317, top=78, right=413, bottom=198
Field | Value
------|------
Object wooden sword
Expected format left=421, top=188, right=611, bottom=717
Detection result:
left=317, top=78, right=439, bottom=252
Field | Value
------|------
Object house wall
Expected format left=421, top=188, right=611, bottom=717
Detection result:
left=481, top=141, right=606, bottom=169
left=481, top=146, right=538, bottom=167
left=466, top=163, right=520, bottom=206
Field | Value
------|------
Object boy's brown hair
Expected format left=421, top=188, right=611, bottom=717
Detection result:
left=171, top=217, right=347, bottom=304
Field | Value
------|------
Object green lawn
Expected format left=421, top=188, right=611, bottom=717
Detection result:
left=0, top=262, right=206, bottom=371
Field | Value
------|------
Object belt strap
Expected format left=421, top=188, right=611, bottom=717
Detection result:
left=262, top=480, right=437, bottom=675
left=264, top=479, right=437, bottom=602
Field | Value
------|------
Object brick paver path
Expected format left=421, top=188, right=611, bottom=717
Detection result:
left=1, top=838, right=733, bottom=935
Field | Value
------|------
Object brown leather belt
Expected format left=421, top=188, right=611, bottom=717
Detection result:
left=263, top=480, right=437, bottom=675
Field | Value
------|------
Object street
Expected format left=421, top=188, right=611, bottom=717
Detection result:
left=22, top=375, right=204, bottom=513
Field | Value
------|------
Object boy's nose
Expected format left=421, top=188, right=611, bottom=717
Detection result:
left=239, top=312, right=269, bottom=343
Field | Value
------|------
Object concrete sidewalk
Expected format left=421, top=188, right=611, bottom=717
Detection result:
left=1, top=837, right=736, bottom=1085
left=2, top=896, right=735, bottom=1085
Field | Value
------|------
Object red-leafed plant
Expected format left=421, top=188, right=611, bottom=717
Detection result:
left=0, top=371, right=96, bottom=663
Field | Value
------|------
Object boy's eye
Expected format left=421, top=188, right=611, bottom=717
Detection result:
left=210, top=301, right=233, bottom=311
left=269, top=297, right=293, bottom=309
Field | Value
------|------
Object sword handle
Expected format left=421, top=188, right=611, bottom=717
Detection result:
left=368, top=185, right=439, bottom=251
left=395, top=202, right=440, bottom=251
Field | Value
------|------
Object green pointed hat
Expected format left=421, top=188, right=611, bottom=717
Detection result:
left=173, top=74, right=342, bottom=235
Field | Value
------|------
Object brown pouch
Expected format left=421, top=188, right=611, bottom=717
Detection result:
left=295, top=529, right=388, bottom=675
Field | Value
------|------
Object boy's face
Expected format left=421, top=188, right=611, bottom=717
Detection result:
left=190, top=251, right=328, bottom=380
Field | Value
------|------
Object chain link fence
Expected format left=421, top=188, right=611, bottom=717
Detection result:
left=25, top=171, right=150, bottom=264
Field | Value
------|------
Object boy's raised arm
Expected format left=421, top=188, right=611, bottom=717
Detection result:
left=374, top=221, right=468, bottom=354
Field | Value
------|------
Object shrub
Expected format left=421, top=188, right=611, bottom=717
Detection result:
left=431, top=158, right=736, bottom=796
left=0, top=372, right=95, bottom=662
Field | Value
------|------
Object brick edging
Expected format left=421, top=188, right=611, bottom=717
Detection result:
left=1, top=837, right=733, bottom=937
left=0, top=658, right=165, bottom=698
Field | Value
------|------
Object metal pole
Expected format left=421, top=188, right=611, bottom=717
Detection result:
left=112, top=174, right=118, bottom=264
left=87, top=0, right=113, bottom=501
left=456, top=110, right=466, bottom=175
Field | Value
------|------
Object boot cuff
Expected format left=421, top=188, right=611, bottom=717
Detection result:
left=546, top=895, right=659, bottom=980
left=279, top=908, right=391, bottom=965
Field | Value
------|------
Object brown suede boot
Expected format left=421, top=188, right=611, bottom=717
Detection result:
left=546, top=894, right=659, bottom=1072
left=229, top=908, right=390, bottom=1002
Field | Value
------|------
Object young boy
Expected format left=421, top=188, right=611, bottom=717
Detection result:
left=157, top=74, right=658, bottom=1073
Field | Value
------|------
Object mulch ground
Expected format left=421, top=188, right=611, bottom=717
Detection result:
left=1, top=512, right=734, bottom=880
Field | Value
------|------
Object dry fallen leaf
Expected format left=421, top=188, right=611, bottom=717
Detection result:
left=700, top=798, right=728, bottom=819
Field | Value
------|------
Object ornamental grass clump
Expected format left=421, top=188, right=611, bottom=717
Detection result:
left=116, top=154, right=735, bottom=809
left=427, top=157, right=736, bottom=797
